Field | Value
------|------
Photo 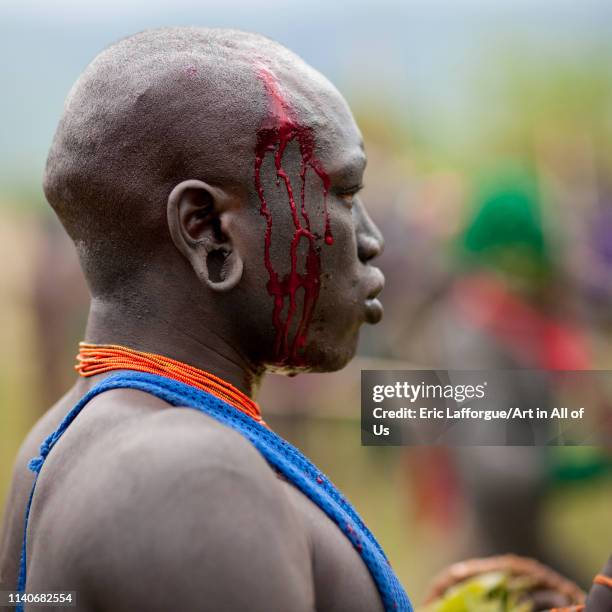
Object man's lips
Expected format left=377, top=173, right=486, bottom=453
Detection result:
left=363, top=269, right=385, bottom=324
left=364, top=298, right=384, bottom=324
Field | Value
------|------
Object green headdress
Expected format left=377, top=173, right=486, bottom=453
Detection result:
left=459, top=163, right=552, bottom=286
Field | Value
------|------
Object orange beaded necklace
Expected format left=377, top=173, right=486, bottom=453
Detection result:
left=76, top=342, right=263, bottom=424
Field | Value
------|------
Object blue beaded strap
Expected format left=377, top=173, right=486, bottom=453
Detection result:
left=17, top=371, right=412, bottom=612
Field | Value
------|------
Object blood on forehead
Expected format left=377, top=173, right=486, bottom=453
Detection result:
left=253, top=64, right=333, bottom=365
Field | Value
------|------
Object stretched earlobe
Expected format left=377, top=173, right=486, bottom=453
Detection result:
left=201, top=245, right=244, bottom=291
left=167, top=179, right=244, bottom=292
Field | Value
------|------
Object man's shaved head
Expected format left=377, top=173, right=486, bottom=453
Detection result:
left=46, top=27, right=383, bottom=373
left=45, top=27, right=348, bottom=296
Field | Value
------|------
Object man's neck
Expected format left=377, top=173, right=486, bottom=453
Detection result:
left=84, top=297, right=263, bottom=398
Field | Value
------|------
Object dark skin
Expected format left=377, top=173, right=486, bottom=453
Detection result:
left=586, top=556, right=612, bottom=612
left=0, top=28, right=385, bottom=611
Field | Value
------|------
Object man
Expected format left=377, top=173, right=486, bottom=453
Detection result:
left=0, top=27, right=410, bottom=611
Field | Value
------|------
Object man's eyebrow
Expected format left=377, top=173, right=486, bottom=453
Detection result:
left=326, top=153, right=367, bottom=184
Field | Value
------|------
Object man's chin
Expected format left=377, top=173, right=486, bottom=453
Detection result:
left=306, top=345, right=357, bottom=373
left=267, top=333, right=359, bottom=376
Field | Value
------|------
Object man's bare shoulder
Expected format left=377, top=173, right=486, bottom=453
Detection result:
left=28, top=391, right=315, bottom=611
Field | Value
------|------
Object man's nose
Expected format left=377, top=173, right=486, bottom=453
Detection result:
left=354, top=200, right=384, bottom=263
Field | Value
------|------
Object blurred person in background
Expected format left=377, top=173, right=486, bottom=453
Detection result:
left=407, top=163, right=602, bottom=585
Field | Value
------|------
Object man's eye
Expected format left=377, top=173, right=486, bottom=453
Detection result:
left=336, top=185, right=363, bottom=207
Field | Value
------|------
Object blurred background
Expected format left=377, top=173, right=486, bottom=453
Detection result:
left=1, top=0, right=611, bottom=603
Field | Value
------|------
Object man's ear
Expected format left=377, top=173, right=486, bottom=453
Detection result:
left=167, top=179, right=244, bottom=291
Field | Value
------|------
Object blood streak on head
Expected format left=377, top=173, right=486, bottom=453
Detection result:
left=253, top=64, right=333, bottom=364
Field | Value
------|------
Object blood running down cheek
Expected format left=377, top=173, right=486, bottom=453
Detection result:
left=253, top=65, right=333, bottom=365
